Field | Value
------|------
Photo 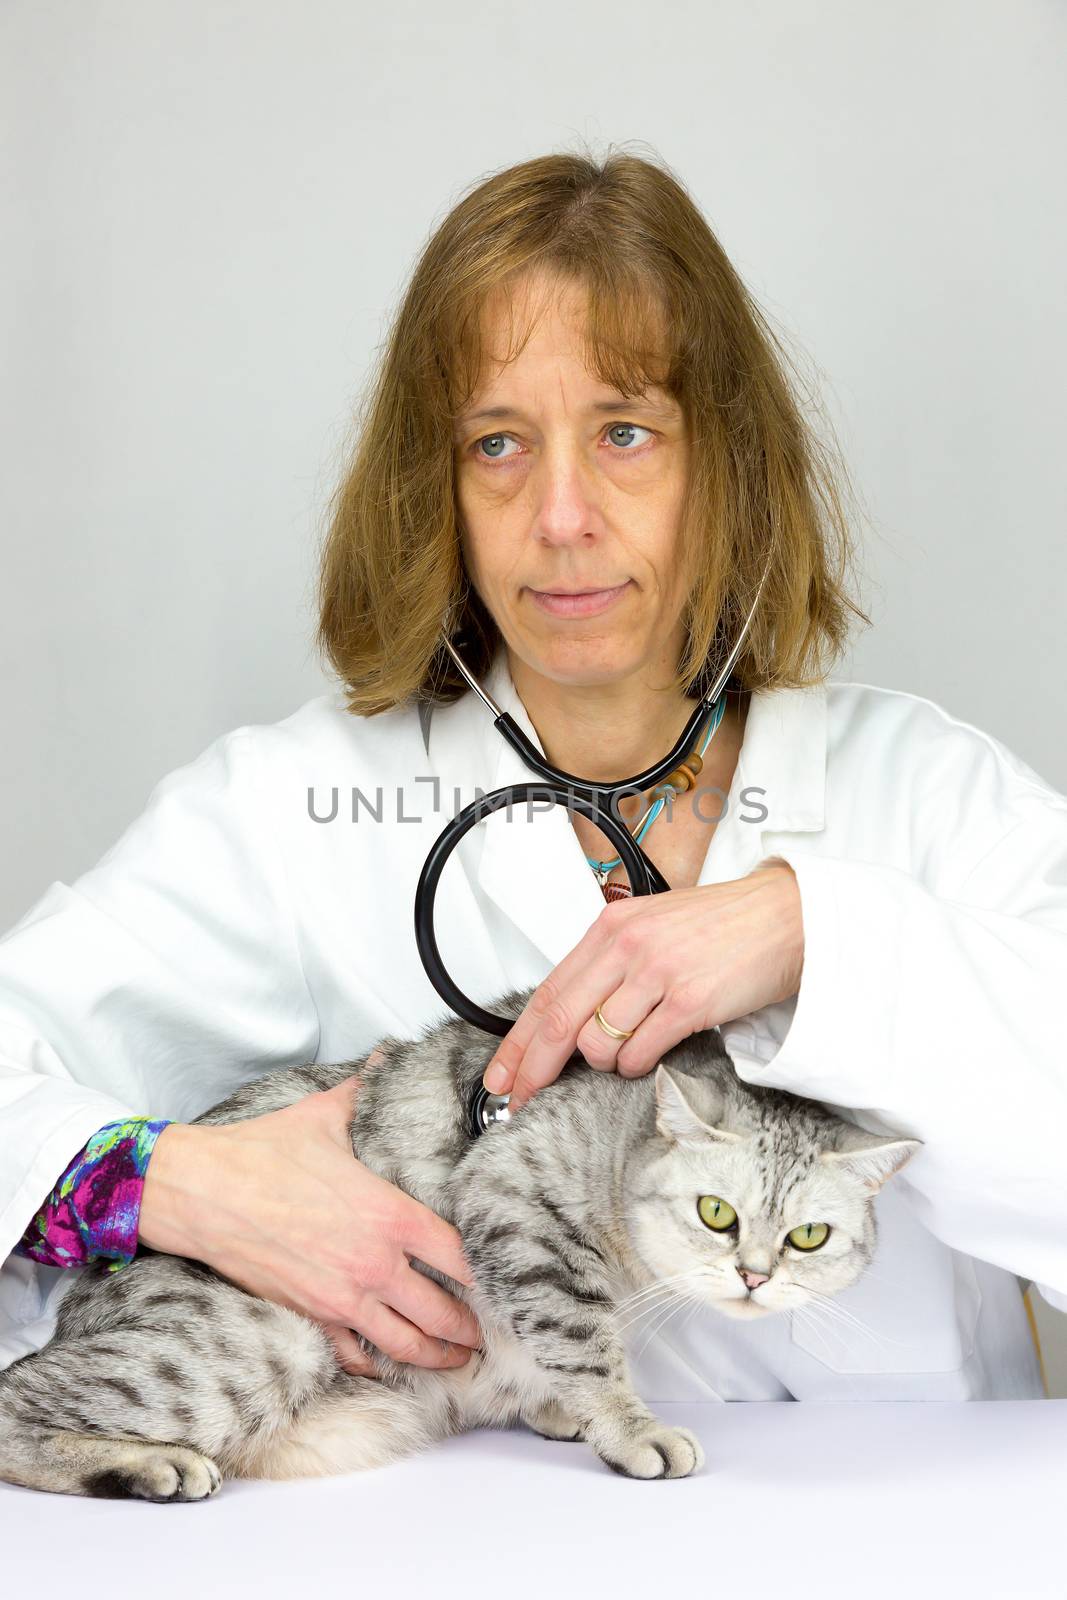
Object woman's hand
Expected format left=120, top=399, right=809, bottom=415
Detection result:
left=482, top=860, right=804, bottom=1110
left=138, top=1071, right=481, bottom=1377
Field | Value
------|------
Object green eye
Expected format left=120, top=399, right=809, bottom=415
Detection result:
left=786, top=1222, right=830, bottom=1251
left=697, top=1196, right=737, bottom=1232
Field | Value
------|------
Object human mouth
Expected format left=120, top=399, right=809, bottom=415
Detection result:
left=527, top=581, right=632, bottom=618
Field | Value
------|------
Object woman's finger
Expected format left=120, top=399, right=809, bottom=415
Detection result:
left=508, top=968, right=665, bottom=1110
left=355, top=1296, right=474, bottom=1370
left=480, top=950, right=605, bottom=1094
left=384, top=1260, right=482, bottom=1351
left=322, top=1322, right=380, bottom=1376
left=395, top=1193, right=477, bottom=1290
left=483, top=976, right=605, bottom=1107
left=315, top=1073, right=365, bottom=1143
left=573, top=977, right=665, bottom=1073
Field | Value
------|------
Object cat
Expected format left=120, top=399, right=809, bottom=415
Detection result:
left=0, top=986, right=920, bottom=1500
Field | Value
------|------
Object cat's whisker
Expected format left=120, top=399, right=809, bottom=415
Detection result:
left=806, top=1280, right=908, bottom=1344
left=676, top=1295, right=707, bottom=1339
left=610, top=1279, right=707, bottom=1336
left=792, top=1291, right=879, bottom=1339
left=632, top=1306, right=689, bottom=1364
left=612, top=1271, right=700, bottom=1308
left=610, top=1271, right=699, bottom=1308
left=789, top=1306, right=865, bottom=1399
left=610, top=1270, right=713, bottom=1337
left=663, top=1292, right=713, bottom=1353
left=634, top=1282, right=718, bottom=1360
left=610, top=1270, right=706, bottom=1318
left=797, top=1287, right=914, bottom=1350
left=609, top=1290, right=681, bottom=1328
left=631, top=1290, right=699, bottom=1363
left=816, top=1299, right=889, bottom=1340
left=832, top=1264, right=897, bottom=1290
left=610, top=1292, right=682, bottom=1338
left=621, top=1277, right=719, bottom=1353
left=791, top=1300, right=869, bottom=1350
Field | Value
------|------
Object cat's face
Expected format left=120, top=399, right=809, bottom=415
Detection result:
left=626, top=1068, right=921, bottom=1319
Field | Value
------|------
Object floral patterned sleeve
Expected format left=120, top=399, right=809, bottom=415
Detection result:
left=14, top=1118, right=172, bottom=1274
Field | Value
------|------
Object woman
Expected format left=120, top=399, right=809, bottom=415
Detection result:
left=2, top=151, right=1064, bottom=1403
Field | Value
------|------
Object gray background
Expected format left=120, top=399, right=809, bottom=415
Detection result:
left=2, top=0, right=1065, bottom=1388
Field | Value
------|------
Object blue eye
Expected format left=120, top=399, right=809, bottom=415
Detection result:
left=606, top=423, right=652, bottom=450
left=477, top=434, right=519, bottom=461
left=471, top=422, right=653, bottom=464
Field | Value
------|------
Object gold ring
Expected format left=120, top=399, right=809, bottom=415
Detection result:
left=594, top=1003, right=636, bottom=1041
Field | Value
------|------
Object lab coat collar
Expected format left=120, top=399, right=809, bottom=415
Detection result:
left=427, top=645, right=827, bottom=975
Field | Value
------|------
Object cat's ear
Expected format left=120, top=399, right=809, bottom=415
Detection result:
left=819, top=1130, right=923, bottom=1194
left=654, top=1067, right=741, bottom=1148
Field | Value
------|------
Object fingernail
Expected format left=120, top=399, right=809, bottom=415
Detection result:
left=484, top=1063, right=508, bottom=1092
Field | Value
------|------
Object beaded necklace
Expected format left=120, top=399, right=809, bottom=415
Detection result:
left=585, top=694, right=728, bottom=896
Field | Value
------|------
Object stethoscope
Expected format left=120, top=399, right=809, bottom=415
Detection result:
left=414, top=569, right=769, bottom=1135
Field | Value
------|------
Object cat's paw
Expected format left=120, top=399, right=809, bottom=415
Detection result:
left=524, top=1398, right=586, bottom=1443
left=86, top=1446, right=222, bottom=1503
left=597, top=1422, right=705, bottom=1480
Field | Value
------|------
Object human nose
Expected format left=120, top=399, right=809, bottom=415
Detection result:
left=532, top=439, right=602, bottom=546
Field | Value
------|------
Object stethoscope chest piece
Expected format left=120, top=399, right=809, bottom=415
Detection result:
left=467, top=1084, right=513, bottom=1138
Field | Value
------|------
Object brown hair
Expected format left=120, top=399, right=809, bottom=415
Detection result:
left=317, top=142, right=870, bottom=716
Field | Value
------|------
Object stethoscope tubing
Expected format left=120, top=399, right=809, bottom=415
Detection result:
left=414, top=566, right=770, bottom=1038
left=414, top=775, right=669, bottom=1038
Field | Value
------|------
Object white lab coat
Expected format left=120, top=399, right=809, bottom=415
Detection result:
left=1, top=648, right=1064, bottom=1401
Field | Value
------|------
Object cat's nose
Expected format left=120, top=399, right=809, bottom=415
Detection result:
left=737, top=1267, right=770, bottom=1291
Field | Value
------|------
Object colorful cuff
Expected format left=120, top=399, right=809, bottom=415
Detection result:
left=15, top=1118, right=172, bottom=1273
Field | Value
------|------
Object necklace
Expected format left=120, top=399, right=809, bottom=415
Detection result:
left=584, top=695, right=729, bottom=889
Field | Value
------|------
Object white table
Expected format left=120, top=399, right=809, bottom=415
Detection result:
left=2, top=1401, right=1063, bottom=1599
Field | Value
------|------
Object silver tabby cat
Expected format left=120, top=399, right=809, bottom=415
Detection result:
left=0, top=986, right=920, bottom=1500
